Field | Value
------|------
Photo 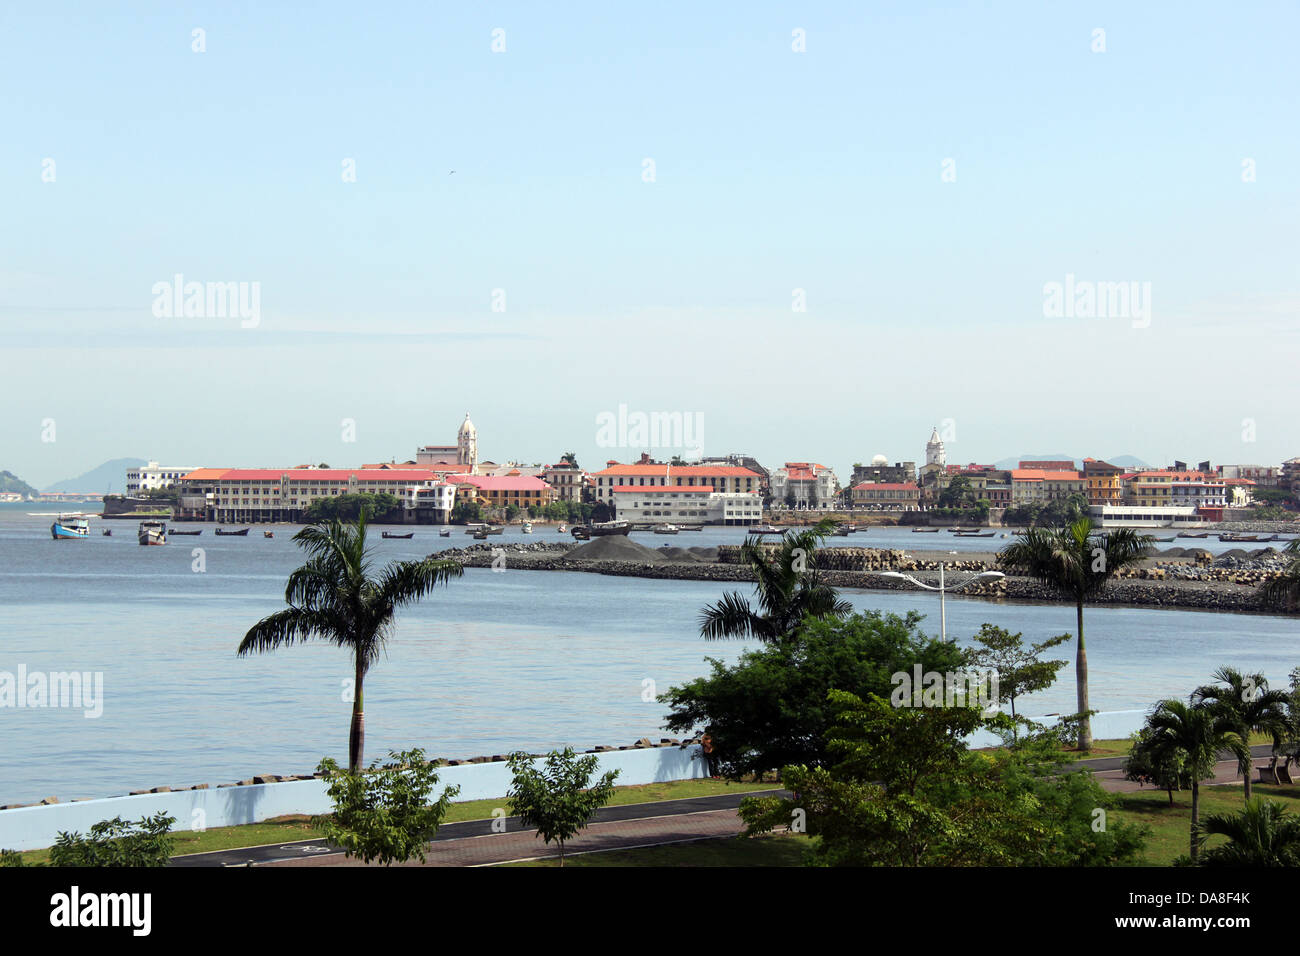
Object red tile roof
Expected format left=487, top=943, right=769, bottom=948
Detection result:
left=611, top=485, right=714, bottom=493
left=212, top=469, right=440, bottom=482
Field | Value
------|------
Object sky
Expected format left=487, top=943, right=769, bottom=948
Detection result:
left=2, top=1, right=1297, bottom=488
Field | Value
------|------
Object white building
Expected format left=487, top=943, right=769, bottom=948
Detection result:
left=416, top=412, right=478, bottom=473
left=611, top=486, right=764, bottom=526
left=770, top=462, right=837, bottom=509
left=126, top=461, right=200, bottom=494
left=1089, top=504, right=1211, bottom=528
left=926, top=427, right=946, bottom=469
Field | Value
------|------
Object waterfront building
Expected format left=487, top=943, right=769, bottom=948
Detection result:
left=1083, top=458, right=1124, bottom=507
left=1090, top=504, right=1211, bottom=529
left=1222, top=478, right=1257, bottom=507
left=416, top=412, right=479, bottom=473
left=698, top=454, right=771, bottom=498
left=848, top=481, right=921, bottom=510
left=1010, top=469, right=1086, bottom=506
left=769, top=462, right=837, bottom=509
left=592, top=456, right=762, bottom=504
left=445, top=473, right=555, bottom=511
left=610, top=485, right=763, bottom=526
left=542, top=461, right=587, bottom=502
left=1216, top=464, right=1281, bottom=487
left=126, top=461, right=200, bottom=494
left=850, top=456, right=917, bottom=487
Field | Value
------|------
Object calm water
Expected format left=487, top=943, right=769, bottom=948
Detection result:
left=1, top=508, right=1297, bottom=804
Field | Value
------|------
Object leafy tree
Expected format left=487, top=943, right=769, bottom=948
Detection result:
left=1199, top=797, right=1300, bottom=867
left=239, top=508, right=463, bottom=770
left=1260, top=539, right=1300, bottom=611
left=1, top=813, right=177, bottom=867
left=784, top=491, right=797, bottom=510
left=700, top=518, right=850, bottom=642
left=739, top=691, right=1146, bottom=866
left=505, top=503, right=520, bottom=521
left=966, top=624, right=1070, bottom=735
left=304, top=492, right=400, bottom=523
left=1124, top=726, right=1196, bottom=805
left=314, top=748, right=460, bottom=865
left=661, top=610, right=966, bottom=780
left=998, top=517, right=1153, bottom=749
left=560, top=451, right=579, bottom=467
left=451, top=500, right=481, bottom=524
left=1143, top=699, right=1246, bottom=863
left=1191, top=666, right=1291, bottom=801
left=938, top=474, right=974, bottom=509
left=505, top=748, right=619, bottom=866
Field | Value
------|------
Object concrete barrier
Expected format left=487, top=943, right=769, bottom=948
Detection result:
left=0, top=744, right=707, bottom=852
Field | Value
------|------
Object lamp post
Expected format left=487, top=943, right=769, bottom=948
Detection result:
left=877, top=563, right=1005, bottom=642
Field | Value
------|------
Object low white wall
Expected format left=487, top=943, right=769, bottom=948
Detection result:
left=0, top=745, right=707, bottom=853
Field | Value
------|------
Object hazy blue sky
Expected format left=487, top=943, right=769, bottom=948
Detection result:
left=3, top=1, right=1297, bottom=487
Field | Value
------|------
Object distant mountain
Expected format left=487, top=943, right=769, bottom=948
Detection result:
left=42, top=458, right=147, bottom=494
left=991, top=453, right=1151, bottom=471
left=0, top=470, right=40, bottom=497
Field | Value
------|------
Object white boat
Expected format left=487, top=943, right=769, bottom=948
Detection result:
left=522, top=521, right=533, bottom=534
left=652, top=524, right=680, bottom=535
left=138, top=520, right=167, bottom=546
left=747, top=524, right=784, bottom=535
left=51, top=515, right=90, bottom=539
left=557, top=524, right=567, bottom=534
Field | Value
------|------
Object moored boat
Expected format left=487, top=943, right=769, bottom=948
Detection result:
left=50, top=515, right=90, bottom=539
left=557, top=524, right=567, bottom=534
left=168, top=528, right=203, bottom=536
left=911, top=527, right=940, bottom=533
left=747, top=524, right=783, bottom=535
left=652, top=523, right=680, bottom=535
left=438, top=528, right=451, bottom=537
left=216, top=528, right=250, bottom=536
left=138, top=520, right=167, bottom=546
left=382, top=531, right=415, bottom=539
left=264, top=531, right=274, bottom=538
left=521, top=521, right=533, bottom=534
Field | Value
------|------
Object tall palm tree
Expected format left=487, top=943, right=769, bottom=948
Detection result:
left=1260, top=538, right=1300, bottom=611
left=1191, top=666, right=1291, bottom=801
left=239, top=509, right=463, bottom=771
left=1145, top=699, right=1246, bottom=863
left=998, top=516, right=1153, bottom=749
left=1199, top=797, right=1300, bottom=867
left=700, top=518, right=851, bottom=642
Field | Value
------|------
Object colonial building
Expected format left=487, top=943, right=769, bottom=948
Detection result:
left=851, top=456, right=917, bottom=487
left=925, top=427, right=946, bottom=469
left=849, top=481, right=921, bottom=510
left=416, top=412, right=479, bottom=473
left=445, top=473, right=555, bottom=510
left=610, top=486, right=763, bottom=526
left=541, top=461, right=587, bottom=502
left=1082, top=458, right=1124, bottom=507
left=770, top=462, right=837, bottom=509
left=1010, top=469, right=1086, bottom=506
left=178, top=467, right=456, bottom=523
left=126, top=461, right=200, bottom=494
left=592, top=456, right=762, bottom=503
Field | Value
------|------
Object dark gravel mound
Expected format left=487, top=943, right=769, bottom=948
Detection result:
left=564, top=536, right=669, bottom=563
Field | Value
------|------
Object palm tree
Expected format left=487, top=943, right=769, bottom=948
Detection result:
left=699, top=518, right=851, bottom=642
left=1145, top=699, right=1246, bottom=863
left=998, top=516, right=1153, bottom=749
left=1191, top=666, right=1291, bottom=801
left=238, top=509, right=463, bottom=771
left=1199, top=797, right=1300, bottom=866
left=1260, top=538, right=1300, bottom=611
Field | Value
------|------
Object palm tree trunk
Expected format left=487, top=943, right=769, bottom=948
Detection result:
left=349, top=659, right=366, bottom=772
left=1190, top=780, right=1200, bottom=863
left=1075, top=599, right=1091, bottom=750
left=1243, top=753, right=1252, bottom=802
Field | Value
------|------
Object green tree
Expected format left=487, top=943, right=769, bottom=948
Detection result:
left=1191, top=666, right=1291, bottom=802
left=966, top=624, right=1070, bottom=735
left=1199, top=797, right=1300, bottom=867
left=1, top=813, right=176, bottom=867
left=313, top=748, right=460, bottom=865
left=239, top=509, right=463, bottom=770
left=662, top=610, right=966, bottom=780
left=560, top=451, right=579, bottom=467
left=998, top=517, right=1153, bottom=749
left=451, top=500, right=481, bottom=524
left=739, top=691, right=1146, bottom=866
left=1123, top=725, right=1196, bottom=805
left=1143, top=699, right=1246, bottom=863
left=505, top=748, right=620, bottom=866
left=938, top=474, right=974, bottom=509
left=699, top=518, right=851, bottom=642
left=1260, top=539, right=1300, bottom=611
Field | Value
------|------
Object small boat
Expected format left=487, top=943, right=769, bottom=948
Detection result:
left=438, top=528, right=451, bottom=537
left=216, top=528, right=250, bottom=536
left=677, top=524, right=703, bottom=532
left=1151, top=535, right=1176, bottom=542
left=652, top=524, right=680, bottom=535
left=954, top=531, right=996, bottom=538
left=521, top=521, right=533, bottom=534
left=911, top=527, right=941, bottom=533
left=168, top=528, right=203, bottom=536
left=585, top=521, right=631, bottom=537
left=464, top=523, right=488, bottom=534
left=138, top=520, right=167, bottom=546
left=570, top=527, right=591, bottom=540
left=473, top=530, right=489, bottom=540
left=1177, top=531, right=1209, bottom=539
left=557, top=524, right=567, bottom=534
left=51, top=515, right=90, bottom=539
left=747, top=524, right=784, bottom=536
left=264, top=531, right=274, bottom=538
left=481, top=525, right=505, bottom=535
left=102, top=529, right=112, bottom=537
left=382, top=531, right=415, bottom=539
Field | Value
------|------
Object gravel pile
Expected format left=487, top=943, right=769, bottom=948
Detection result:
left=564, top=536, right=670, bottom=563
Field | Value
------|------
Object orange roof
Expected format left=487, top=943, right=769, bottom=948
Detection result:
left=1010, top=469, right=1081, bottom=481
left=180, top=468, right=230, bottom=481
left=595, top=463, right=760, bottom=478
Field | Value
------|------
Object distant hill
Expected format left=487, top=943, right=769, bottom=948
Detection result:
left=43, top=458, right=147, bottom=494
left=0, top=470, right=40, bottom=497
left=992, top=454, right=1151, bottom=471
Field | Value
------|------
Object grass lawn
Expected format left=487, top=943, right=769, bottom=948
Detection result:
left=9, top=776, right=777, bottom=865
left=504, top=833, right=814, bottom=867
left=1111, top=781, right=1300, bottom=865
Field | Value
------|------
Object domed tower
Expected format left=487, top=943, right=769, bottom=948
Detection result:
left=926, top=426, right=945, bottom=468
left=458, top=412, right=478, bottom=473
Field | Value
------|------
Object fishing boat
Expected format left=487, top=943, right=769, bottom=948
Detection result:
left=137, top=520, right=167, bottom=546
left=463, top=523, right=488, bottom=534
left=438, top=528, right=451, bottom=537
left=216, top=528, right=250, bottom=536
left=557, top=524, right=567, bottom=534
left=584, top=521, right=631, bottom=537
left=169, top=528, right=203, bottom=536
left=570, top=526, right=591, bottom=540
left=50, top=515, right=90, bottom=539
left=652, top=524, right=680, bottom=535
left=481, top=525, right=505, bottom=535
left=382, top=531, right=415, bottom=539
left=678, top=524, right=703, bottom=531
left=264, top=531, right=274, bottom=538
left=747, top=524, right=783, bottom=535
left=954, top=531, right=996, bottom=538
left=521, top=521, right=533, bottom=534
left=911, top=527, right=941, bottom=533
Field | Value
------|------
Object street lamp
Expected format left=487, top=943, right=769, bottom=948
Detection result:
left=876, top=563, right=1005, bottom=642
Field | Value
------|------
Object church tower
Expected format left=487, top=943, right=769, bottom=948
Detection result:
left=926, top=425, right=946, bottom=468
left=458, top=412, right=478, bottom=473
